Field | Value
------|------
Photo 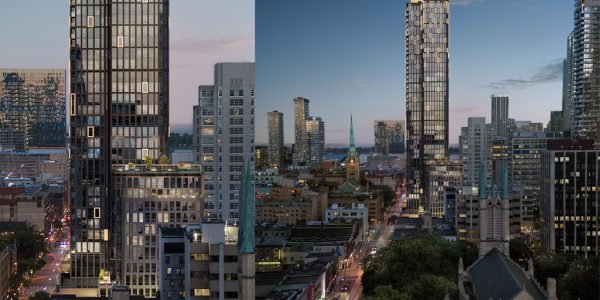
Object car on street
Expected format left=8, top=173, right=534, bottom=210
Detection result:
left=341, top=285, right=349, bottom=292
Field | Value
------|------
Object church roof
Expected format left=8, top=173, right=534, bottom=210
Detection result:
left=466, top=248, right=546, bottom=300
left=337, top=178, right=361, bottom=193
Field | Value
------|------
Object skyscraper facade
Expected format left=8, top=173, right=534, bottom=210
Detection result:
left=112, top=164, right=203, bottom=297
left=305, top=116, right=325, bottom=165
left=267, top=111, right=284, bottom=168
left=193, top=63, right=255, bottom=220
left=406, top=0, right=449, bottom=214
left=0, top=69, right=65, bottom=151
left=491, top=95, right=509, bottom=138
left=571, top=0, right=600, bottom=145
left=68, top=0, right=170, bottom=288
left=540, top=138, right=598, bottom=257
left=510, top=131, right=548, bottom=232
left=562, top=33, right=575, bottom=132
left=374, top=120, right=405, bottom=155
left=459, top=117, right=492, bottom=189
left=293, top=97, right=310, bottom=165
left=547, top=110, right=563, bottom=135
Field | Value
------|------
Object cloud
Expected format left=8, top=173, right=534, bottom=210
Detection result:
left=452, top=0, right=484, bottom=6
left=488, top=60, right=563, bottom=90
left=172, top=38, right=254, bottom=55
left=333, top=79, right=369, bottom=88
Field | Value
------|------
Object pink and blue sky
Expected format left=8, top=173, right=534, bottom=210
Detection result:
left=0, top=0, right=573, bottom=146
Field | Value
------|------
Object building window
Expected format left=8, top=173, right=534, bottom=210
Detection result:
left=117, top=36, right=124, bottom=47
left=93, top=207, right=101, bottom=219
left=70, top=93, right=77, bottom=116
left=87, top=126, right=95, bottom=137
left=87, top=16, right=94, bottom=27
left=142, top=82, right=149, bottom=93
left=194, top=289, right=210, bottom=297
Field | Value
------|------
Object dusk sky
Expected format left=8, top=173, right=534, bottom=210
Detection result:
left=1, top=1, right=572, bottom=146
left=257, top=0, right=572, bottom=145
left=0, top=0, right=254, bottom=132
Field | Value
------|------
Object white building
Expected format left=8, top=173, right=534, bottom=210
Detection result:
left=325, top=203, right=369, bottom=235
left=193, top=63, right=255, bottom=220
left=459, top=117, right=492, bottom=189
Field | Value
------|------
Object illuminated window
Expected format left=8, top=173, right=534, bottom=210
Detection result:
left=117, top=36, right=124, bottom=48
left=87, top=16, right=94, bottom=27
left=142, top=82, right=149, bottom=93
left=70, top=94, right=77, bottom=116
left=193, top=289, right=210, bottom=296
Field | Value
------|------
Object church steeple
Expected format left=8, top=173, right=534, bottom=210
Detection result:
left=349, top=114, right=356, bottom=156
left=346, top=114, right=360, bottom=181
left=237, top=160, right=255, bottom=253
left=237, top=160, right=256, bottom=299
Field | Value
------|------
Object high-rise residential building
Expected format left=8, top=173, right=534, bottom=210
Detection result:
left=306, top=116, right=325, bottom=165
left=540, top=138, right=598, bottom=257
left=510, top=132, right=548, bottom=232
left=68, top=0, right=170, bottom=288
left=374, top=120, right=405, bottom=155
left=0, top=69, right=65, bottom=151
left=293, top=97, right=310, bottom=165
left=571, top=0, right=600, bottom=145
left=112, top=164, right=203, bottom=298
left=193, top=63, right=255, bottom=220
left=547, top=111, right=563, bottom=135
left=405, top=0, right=450, bottom=214
left=459, top=117, right=492, bottom=189
left=267, top=111, right=284, bottom=168
left=562, top=33, right=575, bottom=133
left=491, top=95, right=509, bottom=138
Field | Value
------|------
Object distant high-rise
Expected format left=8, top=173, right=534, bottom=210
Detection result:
left=374, top=120, right=405, bottom=155
left=406, top=0, right=450, bottom=214
left=562, top=33, right=575, bottom=132
left=459, top=117, right=492, bottom=189
left=193, top=63, right=255, bottom=220
left=491, top=95, right=509, bottom=138
left=267, top=111, right=284, bottom=168
left=571, top=0, right=600, bottom=145
left=305, top=116, right=325, bottom=165
left=510, top=132, right=548, bottom=232
left=0, top=69, right=65, bottom=151
left=547, top=111, right=563, bottom=135
left=68, top=0, right=169, bottom=288
left=293, top=97, right=310, bottom=165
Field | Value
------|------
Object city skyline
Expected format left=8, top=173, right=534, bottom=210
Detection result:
left=0, top=0, right=254, bottom=133
left=257, top=0, right=571, bottom=145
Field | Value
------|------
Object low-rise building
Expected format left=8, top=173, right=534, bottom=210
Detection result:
left=158, top=221, right=239, bottom=300
left=0, top=186, right=51, bottom=231
left=325, top=203, right=368, bottom=234
left=0, top=244, right=17, bottom=299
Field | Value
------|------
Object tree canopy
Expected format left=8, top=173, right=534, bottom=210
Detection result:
left=361, top=234, right=478, bottom=299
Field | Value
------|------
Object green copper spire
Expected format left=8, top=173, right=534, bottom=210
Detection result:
left=237, top=160, right=255, bottom=254
left=349, top=114, right=356, bottom=156
left=478, top=162, right=487, bottom=199
left=501, top=161, right=509, bottom=199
